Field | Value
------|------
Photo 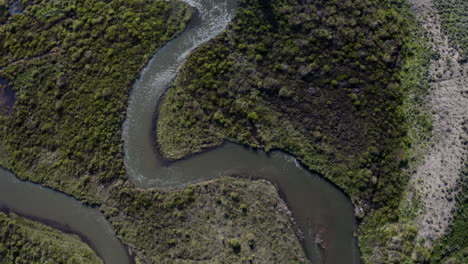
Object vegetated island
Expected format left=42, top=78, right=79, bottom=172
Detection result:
left=0, top=0, right=308, bottom=262
left=0, top=211, right=102, bottom=264
left=157, top=0, right=467, bottom=263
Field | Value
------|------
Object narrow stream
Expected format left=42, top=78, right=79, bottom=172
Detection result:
left=123, top=0, right=360, bottom=263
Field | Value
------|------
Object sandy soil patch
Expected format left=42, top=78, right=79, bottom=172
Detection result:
left=409, top=0, right=468, bottom=246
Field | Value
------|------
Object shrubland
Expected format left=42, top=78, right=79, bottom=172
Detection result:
left=0, top=0, right=191, bottom=202
left=434, top=0, right=468, bottom=63
left=429, top=162, right=468, bottom=264
left=0, top=0, right=307, bottom=261
left=159, top=0, right=418, bottom=206
left=103, top=177, right=309, bottom=263
left=0, top=211, right=102, bottom=264
left=157, top=0, right=438, bottom=262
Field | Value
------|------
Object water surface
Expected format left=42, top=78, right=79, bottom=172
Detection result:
left=0, top=168, right=130, bottom=264
left=0, top=0, right=361, bottom=263
left=123, top=0, right=360, bottom=263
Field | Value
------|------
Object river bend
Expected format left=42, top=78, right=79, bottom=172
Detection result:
left=123, top=0, right=360, bottom=263
left=0, top=0, right=360, bottom=263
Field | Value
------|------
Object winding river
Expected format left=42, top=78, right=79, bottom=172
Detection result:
left=124, top=0, right=360, bottom=263
left=0, top=0, right=360, bottom=263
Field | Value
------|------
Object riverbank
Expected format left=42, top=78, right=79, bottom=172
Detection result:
left=0, top=211, right=102, bottom=264
left=120, top=0, right=316, bottom=260
left=155, top=0, right=445, bottom=263
left=156, top=0, right=416, bottom=211
left=102, top=177, right=309, bottom=263
left=0, top=0, right=193, bottom=203
left=0, top=206, right=103, bottom=261
left=3, top=0, right=464, bottom=263
left=0, top=0, right=310, bottom=263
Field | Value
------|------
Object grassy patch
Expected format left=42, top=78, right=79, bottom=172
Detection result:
left=103, top=177, right=309, bottom=263
left=434, top=0, right=468, bottom=63
left=0, top=211, right=102, bottom=264
left=430, top=162, right=468, bottom=264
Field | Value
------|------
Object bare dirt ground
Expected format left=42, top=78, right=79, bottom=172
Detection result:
left=409, top=0, right=468, bottom=246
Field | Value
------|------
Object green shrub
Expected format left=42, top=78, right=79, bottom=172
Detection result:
left=229, top=238, right=241, bottom=253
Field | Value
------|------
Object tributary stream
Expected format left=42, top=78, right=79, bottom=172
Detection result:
left=1, top=0, right=361, bottom=263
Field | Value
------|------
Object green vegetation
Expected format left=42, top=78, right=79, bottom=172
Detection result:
left=103, top=177, right=309, bottom=263
left=0, top=211, right=102, bottom=264
left=430, top=162, right=468, bottom=264
left=2, top=0, right=455, bottom=262
left=0, top=0, right=309, bottom=261
left=0, top=1, right=8, bottom=24
left=159, top=0, right=415, bottom=205
left=157, top=0, right=435, bottom=262
left=0, top=0, right=192, bottom=203
left=358, top=20, right=434, bottom=263
left=434, top=0, right=468, bottom=63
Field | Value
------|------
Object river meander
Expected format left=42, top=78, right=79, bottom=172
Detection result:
left=123, top=0, right=360, bottom=263
left=0, top=0, right=360, bottom=263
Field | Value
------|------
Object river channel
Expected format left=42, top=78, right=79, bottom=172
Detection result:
left=0, top=167, right=130, bottom=264
left=0, top=0, right=360, bottom=263
left=123, top=0, right=360, bottom=263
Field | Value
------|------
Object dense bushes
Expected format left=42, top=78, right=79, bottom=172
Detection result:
left=103, top=177, right=309, bottom=263
left=158, top=0, right=415, bottom=210
left=0, top=0, right=192, bottom=202
left=357, top=22, right=434, bottom=263
left=434, top=0, right=468, bottom=63
left=0, top=212, right=101, bottom=264
left=0, top=1, right=8, bottom=23
left=157, top=0, right=435, bottom=262
left=0, top=1, right=310, bottom=262
left=0, top=0, right=316, bottom=262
